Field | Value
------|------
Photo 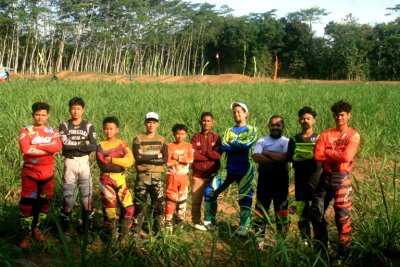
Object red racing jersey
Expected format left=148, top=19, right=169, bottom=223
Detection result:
left=19, top=125, right=62, bottom=180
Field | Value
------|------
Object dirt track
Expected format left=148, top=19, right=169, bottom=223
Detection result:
left=11, top=71, right=400, bottom=84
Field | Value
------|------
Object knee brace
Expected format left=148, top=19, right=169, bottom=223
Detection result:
left=37, top=212, right=47, bottom=227
left=20, top=216, right=34, bottom=230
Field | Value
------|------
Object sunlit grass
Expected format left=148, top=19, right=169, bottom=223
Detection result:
left=0, top=79, right=399, bottom=266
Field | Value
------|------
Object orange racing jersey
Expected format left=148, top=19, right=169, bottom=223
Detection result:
left=314, top=127, right=360, bottom=173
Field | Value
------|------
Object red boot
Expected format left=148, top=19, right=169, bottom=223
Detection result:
left=33, top=228, right=46, bottom=241
left=19, top=231, right=32, bottom=249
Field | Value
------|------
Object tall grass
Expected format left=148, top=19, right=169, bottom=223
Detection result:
left=0, top=79, right=399, bottom=266
left=353, top=158, right=400, bottom=266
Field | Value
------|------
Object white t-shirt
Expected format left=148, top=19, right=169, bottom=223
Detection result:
left=252, top=135, right=289, bottom=154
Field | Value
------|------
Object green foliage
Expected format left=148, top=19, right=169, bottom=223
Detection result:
left=1, top=1, right=399, bottom=79
left=0, top=80, right=399, bottom=266
left=352, top=159, right=400, bottom=266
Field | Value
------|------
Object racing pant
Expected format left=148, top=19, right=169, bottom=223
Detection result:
left=254, top=166, right=289, bottom=235
left=211, top=167, right=255, bottom=228
left=310, top=172, right=352, bottom=251
left=100, top=173, right=134, bottom=224
left=294, top=172, right=315, bottom=239
left=20, top=170, right=54, bottom=231
left=61, top=155, right=92, bottom=230
left=191, top=175, right=212, bottom=224
left=134, top=172, right=165, bottom=235
left=165, top=173, right=189, bottom=224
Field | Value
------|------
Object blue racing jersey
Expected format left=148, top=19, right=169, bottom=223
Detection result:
left=221, top=124, right=257, bottom=175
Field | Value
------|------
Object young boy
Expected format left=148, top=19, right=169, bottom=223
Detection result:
left=252, top=115, right=290, bottom=237
left=18, top=102, right=62, bottom=249
left=311, top=100, right=360, bottom=263
left=59, top=97, right=97, bottom=235
left=211, top=102, right=258, bottom=236
left=96, top=116, right=134, bottom=243
left=190, top=112, right=221, bottom=231
left=132, top=112, right=168, bottom=237
left=287, top=107, right=321, bottom=240
left=164, top=124, right=194, bottom=232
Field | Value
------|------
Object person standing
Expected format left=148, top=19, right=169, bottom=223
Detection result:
left=164, top=124, right=194, bottom=232
left=311, top=100, right=360, bottom=262
left=18, top=102, right=62, bottom=249
left=96, top=116, right=134, bottom=244
left=252, top=115, right=290, bottom=238
left=211, top=102, right=258, bottom=236
left=190, top=112, right=221, bottom=231
left=287, top=107, right=322, bottom=240
left=59, top=97, right=97, bottom=236
left=132, top=112, right=168, bottom=237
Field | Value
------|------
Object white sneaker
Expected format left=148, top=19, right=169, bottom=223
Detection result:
left=195, top=221, right=217, bottom=231
left=236, top=225, right=248, bottom=236
left=194, top=223, right=207, bottom=231
left=204, top=221, right=217, bottom=231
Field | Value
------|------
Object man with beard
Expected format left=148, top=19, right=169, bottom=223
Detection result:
left=252, top=115, right=289, bottom=239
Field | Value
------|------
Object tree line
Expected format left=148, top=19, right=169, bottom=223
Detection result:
left=0, top=1, right=399, bottom=80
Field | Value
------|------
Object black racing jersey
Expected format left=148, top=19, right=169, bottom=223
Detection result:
left=288, top=133, right=318, bottom=175
left=59, top=119, right=97, bottom=158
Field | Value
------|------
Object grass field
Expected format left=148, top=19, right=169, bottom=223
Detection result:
left=0, top=79, right=399, bottom=266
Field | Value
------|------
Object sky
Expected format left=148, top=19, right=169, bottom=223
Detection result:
left=189, top=0, right=399, bottom=36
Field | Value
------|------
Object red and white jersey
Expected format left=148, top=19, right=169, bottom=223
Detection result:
left=19, top=125, right=62, bottom=179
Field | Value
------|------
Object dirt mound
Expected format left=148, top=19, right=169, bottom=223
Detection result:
left=133, top=73, right=266, bottom=84
left=55, top=71, right=130, bottom=83
left=53, top=71, right=266, bottom=84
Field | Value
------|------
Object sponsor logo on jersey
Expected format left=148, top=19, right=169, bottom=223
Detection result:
left=68, top=129, right=88, bottom=136
left=32, top=136, right=53, bottom=144
left=44, top=127, right=54, bottom=133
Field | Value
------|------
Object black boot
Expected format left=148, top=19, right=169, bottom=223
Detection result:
left=153, top=215, right=163, bottom=235
left=101, top=219, right=116, bottom=244
left=133, top=213, right=144, bottom=238
left=298, top=219, right=311, bottom=239
left=119, top=219, right=132, bottom=246
left=60, top=212, right=72, bottom=236
left=80, top=209, right=94, bottom=235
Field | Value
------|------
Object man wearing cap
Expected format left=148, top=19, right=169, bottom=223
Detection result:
left=132, top=112, right=168, bottom=236
left=210, top=102, right=258, bottom=236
